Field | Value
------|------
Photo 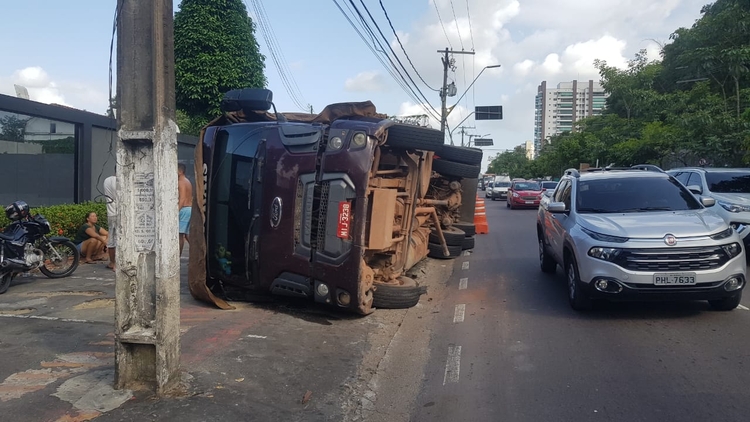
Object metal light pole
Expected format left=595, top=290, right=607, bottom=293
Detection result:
left=444, top=64, right=501, bottom=121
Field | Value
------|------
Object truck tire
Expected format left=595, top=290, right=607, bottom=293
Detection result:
left=462, top=236, right=475, bottom=250
left=427, top=242, right=462, bottom=259
left=429, top=226, right=466, bottom=246
left=453, top=221, right=475, bottom=237
left=438, top=145, right=483, bottom=165
left=373, top=277, right=427, bottom=309
left=432, top=159, right=481, bottom=179
left=385, top=124, right=444, bottom=151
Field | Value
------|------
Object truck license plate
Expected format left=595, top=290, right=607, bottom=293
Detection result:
left=337, top=201, right=351, bottom=239
left=653, top=273, right=696, bottom=285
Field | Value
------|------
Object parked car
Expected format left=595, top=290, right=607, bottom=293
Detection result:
left=537, top=166, right=746, bottom=311
left=487, top=175, right=511, bottom=201
left=507, top=180, right=543, bottom=209
left=667, top=167, right=750, bottom=251
left=540, top=181, right=558, bottom=192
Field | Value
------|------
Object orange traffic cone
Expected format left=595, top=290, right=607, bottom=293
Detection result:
left=474, top=194, right=489, bottom=234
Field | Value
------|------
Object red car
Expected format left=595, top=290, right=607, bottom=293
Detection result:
left=507, top=180, right=544, bottom=209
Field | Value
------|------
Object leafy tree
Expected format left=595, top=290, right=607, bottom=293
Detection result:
left=0, top=115, right=29, bottom=142
left=174, top=0, right=267, bottom=134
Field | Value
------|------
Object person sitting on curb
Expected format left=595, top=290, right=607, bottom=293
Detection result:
left=73, top=212, right=109, bottom=264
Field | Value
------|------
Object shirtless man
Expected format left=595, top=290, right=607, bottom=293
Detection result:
left=178, top=163, right=193, bottom=256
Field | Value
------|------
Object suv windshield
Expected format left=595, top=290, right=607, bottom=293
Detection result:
left=494, top=182, right=510, bottom=187
left=705, top=171, right=750, bottom=193
left=513, top=182, right=540, bottom=191
left=576, top=176, right=702, bottom=213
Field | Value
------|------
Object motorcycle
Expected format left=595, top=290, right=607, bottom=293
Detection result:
left=0, top=201, right=80, bottom=294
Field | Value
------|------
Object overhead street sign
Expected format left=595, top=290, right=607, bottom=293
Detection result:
left=474, top=138, right=494, bottom=146
left=475, top=105, right=503, bottom=120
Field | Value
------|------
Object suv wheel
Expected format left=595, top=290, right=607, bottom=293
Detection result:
left=566, top=256, right=592, bottom=311
left=539, top=237, right=556, bottom=273
left=708, top=292, right=742, bottom=311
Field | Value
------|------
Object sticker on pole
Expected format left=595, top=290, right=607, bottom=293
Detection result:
left=337, top=201, right=352, bottom=239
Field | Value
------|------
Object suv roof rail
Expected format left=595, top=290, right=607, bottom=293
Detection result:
left=564, top=168, right=580, bottom=177
left=630, top=164, right=664, bottom=173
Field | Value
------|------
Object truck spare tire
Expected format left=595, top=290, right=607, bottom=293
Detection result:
left=429, top=226, right=466, bottom=246
left=427, top=242, right=463, bottom=259
left=432, top=159, right=481, bottom=179
left=453, top=221, right=476, bottom=237
left=437, top=145, right=483, bottom=165
left=372, top=277, right=427, bottom=309
left=385, top=123, right=444, bottom=151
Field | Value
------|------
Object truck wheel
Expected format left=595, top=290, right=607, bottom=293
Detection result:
left=432, top=159, right=481, bottom=179
left=373, top=277, right=427, bottom=309
left=429, top=226, right=466, bottom=246
left=462, top=236, right=475, bottom=250
left=437, top=145, right=483, bottom=165
left=385, top=124, right=444, bottom=151
left=427, top=242, right=462, bottom=259
left=453, top=221, right=475, bottom=237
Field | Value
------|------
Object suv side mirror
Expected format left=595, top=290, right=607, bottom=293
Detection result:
left=687, top=185, right=703, bottom=195
left=543, top=190, right=554, bottom=198
left=547, top=202, right=567, bottom=213
left=700, top=196, right=716, bottom=207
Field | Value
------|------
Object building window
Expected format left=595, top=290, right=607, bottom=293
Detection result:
left=0, top=110, right=77, bottom=206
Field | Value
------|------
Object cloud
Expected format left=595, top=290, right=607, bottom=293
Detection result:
left=344, top=71, right=387, bottom=92
left=0, top=66, right=109, bottom=113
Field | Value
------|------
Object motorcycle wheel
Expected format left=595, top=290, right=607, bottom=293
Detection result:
left=39, top=240, right=80, bottom=279
left=0, top=273, right=10, bottom=294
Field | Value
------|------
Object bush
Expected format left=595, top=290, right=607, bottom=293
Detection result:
left=0, top=201, right=108, bottom=240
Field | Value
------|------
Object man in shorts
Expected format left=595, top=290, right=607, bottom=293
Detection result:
left=178, top=163, right=193, bottom=256
left=103, top=172, right=117, bottom=270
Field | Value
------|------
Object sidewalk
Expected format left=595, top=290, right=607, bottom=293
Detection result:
left=0, top=249, right=412, bottom=422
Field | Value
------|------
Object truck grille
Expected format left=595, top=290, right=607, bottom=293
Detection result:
left=311, top=181, right=330, bottom=251
left=294, top=179, right=303, bottom=247
left=614, top=246, right=729, bottom=272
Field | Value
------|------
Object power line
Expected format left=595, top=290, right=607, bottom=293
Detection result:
left=449, top=0, right=464, bottom=50
left=331, top=0, right=440, bottom=120
left=433, top=1, right=453, bottom=49
left=378, top=0, right=439, bottom=92
left=247, top=0, right=307, bottom=111
left=465, top=0, right=475, bottom=50
left=347, top=0, right=440, bottom=119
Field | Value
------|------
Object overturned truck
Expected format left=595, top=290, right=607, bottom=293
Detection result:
left=188, top=89, right=482, bottom=314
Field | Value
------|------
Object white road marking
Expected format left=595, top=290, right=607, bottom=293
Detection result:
left=246, top=334, right=268, bottom=339
left=463, top=250, right=470, bottom=256
left=443, top=345, right=462, bottom=385
left=453, top=304, right=466, bottom=323
left=461, top=262, right=469, bottom=270
left=459, top=278, right=468, bottom=290
left=738, top=305, right=749, bottom=311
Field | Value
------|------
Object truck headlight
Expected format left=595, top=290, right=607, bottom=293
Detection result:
left=328, top=136, right=343, bottom=150
left=352, top=132, right=367, bottom=148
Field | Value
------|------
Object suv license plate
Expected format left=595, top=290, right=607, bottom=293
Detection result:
left=653, top=273, right=697, bottom=285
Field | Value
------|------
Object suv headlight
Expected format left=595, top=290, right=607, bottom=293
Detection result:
left=588, top=247, right=622, bottom=261
left=718, top=201, right=750, bottom=213
left=722, top=242, right=743, bottom=259
left=711, top=227, right=734, bottom=240
left=581, top=227, right=629, bottom=243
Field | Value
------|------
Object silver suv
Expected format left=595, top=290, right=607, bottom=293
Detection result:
left=667, top=167, right=750, bottom=251
left=537, top=167, right=746, bottom=311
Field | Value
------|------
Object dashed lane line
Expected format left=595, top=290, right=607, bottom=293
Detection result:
left=459, top=278, right=468, bottom=290
left=738, top=305, right=749, bottom=311
left=453, top=304, right=466, bottom=323
left=461, top=261, right=469, bottom=270
left=443, top=345, right=462, bottom=385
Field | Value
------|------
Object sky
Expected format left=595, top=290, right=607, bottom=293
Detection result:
left=0, top=0, right=709, bottom=171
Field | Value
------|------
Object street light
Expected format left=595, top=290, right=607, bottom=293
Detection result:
left=445, top=64, right=501, bottom=119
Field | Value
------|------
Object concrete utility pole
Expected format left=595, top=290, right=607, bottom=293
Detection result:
left=115, top=0, right=181, bottom=394
left=438, top=48, right=475, bottom=135
left=458, top=125, right=475, bottom=147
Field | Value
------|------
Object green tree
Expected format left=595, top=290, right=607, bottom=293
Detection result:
left=0, top=115, right=29, bottom=142
left=174, top=0, right=267, bottom=134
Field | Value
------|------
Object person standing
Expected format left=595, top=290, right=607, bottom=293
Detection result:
left=178, top=163, right=193, bottom=256
left=103, top=173, right=117, bottom=270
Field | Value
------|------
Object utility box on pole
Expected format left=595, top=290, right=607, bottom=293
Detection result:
left=115, top=0, right=181, bottom=394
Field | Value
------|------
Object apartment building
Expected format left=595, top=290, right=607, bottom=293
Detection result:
left=533, top=80, right=608, bottom=155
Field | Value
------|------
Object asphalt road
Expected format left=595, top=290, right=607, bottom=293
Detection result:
left=412, top=195, right=750, bottom=422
